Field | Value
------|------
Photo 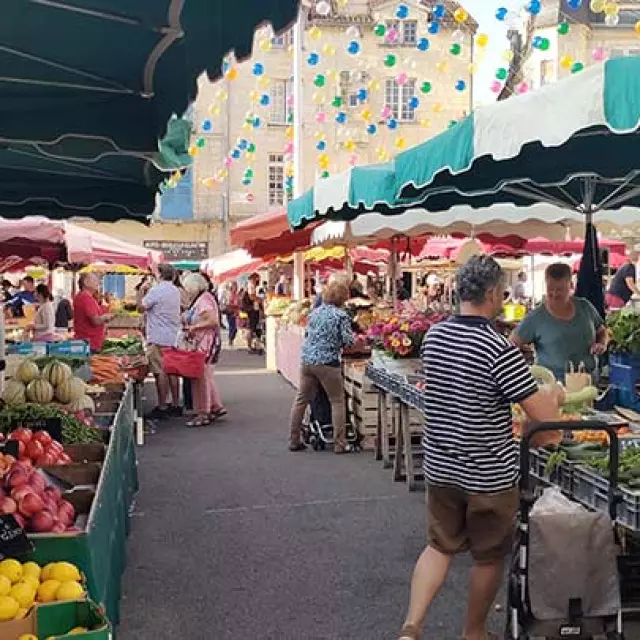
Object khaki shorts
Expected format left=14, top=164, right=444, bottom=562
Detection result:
left=426, top=484, right=518, bottom=564
left=146, top=344, right=165, bottom=375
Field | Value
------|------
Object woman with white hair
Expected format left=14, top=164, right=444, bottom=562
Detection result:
left=182, top=273, right=226, bottom=427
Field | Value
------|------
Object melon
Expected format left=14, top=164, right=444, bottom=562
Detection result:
left=42, top=361, right=72, bottom=387
left=2, top=380, right=26, bottom=406
left=15, top=360, right=39, bottom=384
left=56, top=377, right=86, bottom=404
left=26, top=379, right=54, bottom=404
left=67, top=395, right=95, bottom=414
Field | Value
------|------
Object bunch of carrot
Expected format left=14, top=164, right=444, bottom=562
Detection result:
left=89, top=356, right=124, bottom=384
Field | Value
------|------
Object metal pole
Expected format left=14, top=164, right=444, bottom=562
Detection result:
left=292, top=7, right=306, bottom=300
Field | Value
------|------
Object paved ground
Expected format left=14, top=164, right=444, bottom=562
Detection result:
left=118, top=349, right=503, bottom=640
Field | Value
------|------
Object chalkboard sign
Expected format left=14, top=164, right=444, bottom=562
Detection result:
left=8, top=417, right=62, bottom=444
left=0, top=515, right=33, bottom=559
left=0, top=440, right=19, bottom=458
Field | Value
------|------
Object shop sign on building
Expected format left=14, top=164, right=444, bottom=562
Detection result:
left=143, top=241, right=209, bottom=262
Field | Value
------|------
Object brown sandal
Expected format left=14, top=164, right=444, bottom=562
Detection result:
left=398, top=624, right=420, bottom=640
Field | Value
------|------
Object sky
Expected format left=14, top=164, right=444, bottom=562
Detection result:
left=463, top=0, right=521, bottom=105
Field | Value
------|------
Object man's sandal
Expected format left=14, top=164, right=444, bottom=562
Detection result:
left=398, top=624, right=420, bottom=640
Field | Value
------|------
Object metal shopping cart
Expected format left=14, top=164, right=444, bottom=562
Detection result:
left=507, top=421, right=625, bottom=639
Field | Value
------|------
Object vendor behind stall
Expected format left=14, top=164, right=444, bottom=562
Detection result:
left=605, top=251, right=640, bottom=311
left=73, top=273, right=114, bottom=353
left=510, top=262, right=607, bottom=381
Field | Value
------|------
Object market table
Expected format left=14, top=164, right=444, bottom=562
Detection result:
left=31, top=382, right=138, bottom=627
left=366, top=359, right=425, bottom=491
left=276, top=323, right=304, bottom=388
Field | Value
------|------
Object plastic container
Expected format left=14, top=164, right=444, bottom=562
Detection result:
left=47, top=340, right=90, bottom=357
left=614, top=387, right=640, bottom=412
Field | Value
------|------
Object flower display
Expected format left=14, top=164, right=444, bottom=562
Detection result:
left=367, top=302, right=447, bottom=358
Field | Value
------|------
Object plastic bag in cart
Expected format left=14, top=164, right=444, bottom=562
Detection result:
left=531, top=486, right=586, bottom=516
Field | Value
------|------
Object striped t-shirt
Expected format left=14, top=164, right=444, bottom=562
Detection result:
left=420, top=315, right=538, bottom=493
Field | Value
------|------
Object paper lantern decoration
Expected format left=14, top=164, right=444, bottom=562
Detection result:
left=344, top=140, right=356, bottom=152
left=395, top=136, right=407, bottom=150
left=455, top=79, right=466, bottom=92
left=260, top=94, right=270, bottom=106
left=557, top=21, right=570, bottom=35
left=433, top=3, right=445, bottom=19
left=202, top=119, right=212, bottom=132
left=419, top=118, right=431, bottom=128
left=322, top=43, right=336, bottom=56
left=560, top=55, right=573, bottom=69
left=309, top=26, right=322, bottom=40
left=366, top=124, right=377, bottom=135
left=408, top=96, right=420, bottom=109
left=495, top=67, right=508, bottom=81
left=380, top=105, right=393, bottom=118
left=258, top=38, right=272, bottom=52
left=373, top=23, right=386, bottom=37
left=476, top=33, right=489, bottom=47
left=316, top=112, right=327, bottom=124
left=361, top=108, right=372, bottom=121
left=516, top=81, right=529, bottom=94
left=332, top=95, right=343, bottom=108
left=307, top=52, right=320, bottom=66
left=384, top=54, right=397, bottom=67
left=335, top=112, right=347, bottom=124
left=316, top=140, right=327, bottom=151
left=387, top=118, right=398, bottom=130
left=571, top=61, right=585, bottom=73
left=225, top=67, right=238, bottom=81
left=450, top=43, right=462, bottom=56
left=188, top=145, right=199, bottom=157
left=346, top=25, right=360, bottom=39
left=313, top=92, right=326, bottom=105
left=258, top=76, right=270, bottom=89
left=435, top=61, right=448, bottom=73
left=420, top=81, right=432, bottom=94
left=396, top=4, right=409, bottom=19
left=427, top=21, right=440, bottom=35
left=347, top=40, right=361, bottom=55
left=314, top=74, right=326, bottom=87
left=238, top=139, right=249, bottom=150
left=357, top=88, right=368, bottom=102
left=315, top=1, right=331, bottom=17
left=526, top=0, right=541, bottom=15
left=417, top=37, right=430, bottom=52
left=490, top=80, right=502, bottom=93
left=320, top=171, right=330, bottom=179
left=396, top=72, right=408, bottom=85
left=590, top=0, right=605, bottom=10
left=635, top=20, right=640, bottom=34
left=567, top=0, right=583, bottom=8
left=385, top=28, right=399, bottom=44
left=495, top=7, right=508, bottom=20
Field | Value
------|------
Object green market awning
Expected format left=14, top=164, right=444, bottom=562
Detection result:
left=1, top=1, right=299, bottom=152
left=0, top=0, right=299, bottom=221
left=394, top=56, right=640, bottom=214
left=287, top=163, right=402, bottom=230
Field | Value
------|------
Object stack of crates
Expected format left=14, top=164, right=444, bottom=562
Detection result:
left=609, top=353, right=640, bottom=411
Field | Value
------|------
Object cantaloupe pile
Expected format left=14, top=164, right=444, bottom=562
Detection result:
left=2, top=361, right=95, bottom=414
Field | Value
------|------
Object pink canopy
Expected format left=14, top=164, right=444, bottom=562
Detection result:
left=0, top=217, right=162, bottom=270
left=524, top=237, right=626, bottom=256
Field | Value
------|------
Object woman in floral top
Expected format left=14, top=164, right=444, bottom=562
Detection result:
left=289, top=275, right=355, bottom=453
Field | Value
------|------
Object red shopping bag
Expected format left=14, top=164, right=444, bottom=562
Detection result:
left=161, top=347, right=206, bottom=379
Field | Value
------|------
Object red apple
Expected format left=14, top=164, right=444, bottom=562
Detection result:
left=29, top=473, right=46, bottom=494
left=25, top=441, right=44, bottom=461
left=18, top=492, right=44, bottom=517
left=43, top=487, right=62, bottom=504
left=30, top=510, right=54, bottom=533
left=47, top=441, right=63, bottom=455
left=17, top=457, right=32, bottom=468
left=11, top=487, right=32, bottom=502
left=57, top=500, right=76, bottom=526
left=32, top=431, right=52, bottom=447
left=57, top=453, right=72, bottom=465
left=0, top=497, right=16, bottom=515
left=36, top=453, right=56, bottom=467
left=5, top=467, right=28, bottom=489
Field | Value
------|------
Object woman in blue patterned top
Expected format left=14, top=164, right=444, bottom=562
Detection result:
left=289, top=275, right=355, bottom=453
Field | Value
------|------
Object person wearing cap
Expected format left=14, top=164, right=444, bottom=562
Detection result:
left=137, top=263, right=182, bottom=419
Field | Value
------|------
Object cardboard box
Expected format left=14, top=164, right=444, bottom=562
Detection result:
left=0, top=600, right=111, bottom=639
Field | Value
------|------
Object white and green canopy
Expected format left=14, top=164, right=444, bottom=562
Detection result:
left=288, top=56, right=640, bottom=230
left=394, top=56, right=640, bottom=212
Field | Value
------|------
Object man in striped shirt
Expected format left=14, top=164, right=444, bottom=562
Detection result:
left=399, top=256, right=564, bottom=640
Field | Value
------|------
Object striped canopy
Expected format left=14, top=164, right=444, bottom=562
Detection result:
left=288, top=56, right=640, bottom=230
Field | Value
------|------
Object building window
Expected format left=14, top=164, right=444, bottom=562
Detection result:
left=340, top=71, right=369, bottom=108
left=385, top=78, right=417, bottom=121
left=269, top=79, right=292, bottom=125
left=540, top=59, right=554, bottom=86
left=271, top=29, right=293, bottom=48
left=268, top=153, right=286, bottom=207
left=385, top=20, right=418, bottom=45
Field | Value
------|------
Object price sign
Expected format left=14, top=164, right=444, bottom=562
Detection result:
left=0, top=515, right=33, bottom=560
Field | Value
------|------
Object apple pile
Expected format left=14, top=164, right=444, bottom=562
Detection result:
left=3, top=428, right=72, bottom=467
left=0, top=454, right=78, bottom=533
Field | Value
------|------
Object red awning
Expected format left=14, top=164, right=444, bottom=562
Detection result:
left=230, top=210, right=290, bottom=247
left=524, top=237, right=627, bottom=256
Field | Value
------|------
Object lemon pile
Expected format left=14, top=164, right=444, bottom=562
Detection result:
left=0, top=559, right=85, bottom=621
